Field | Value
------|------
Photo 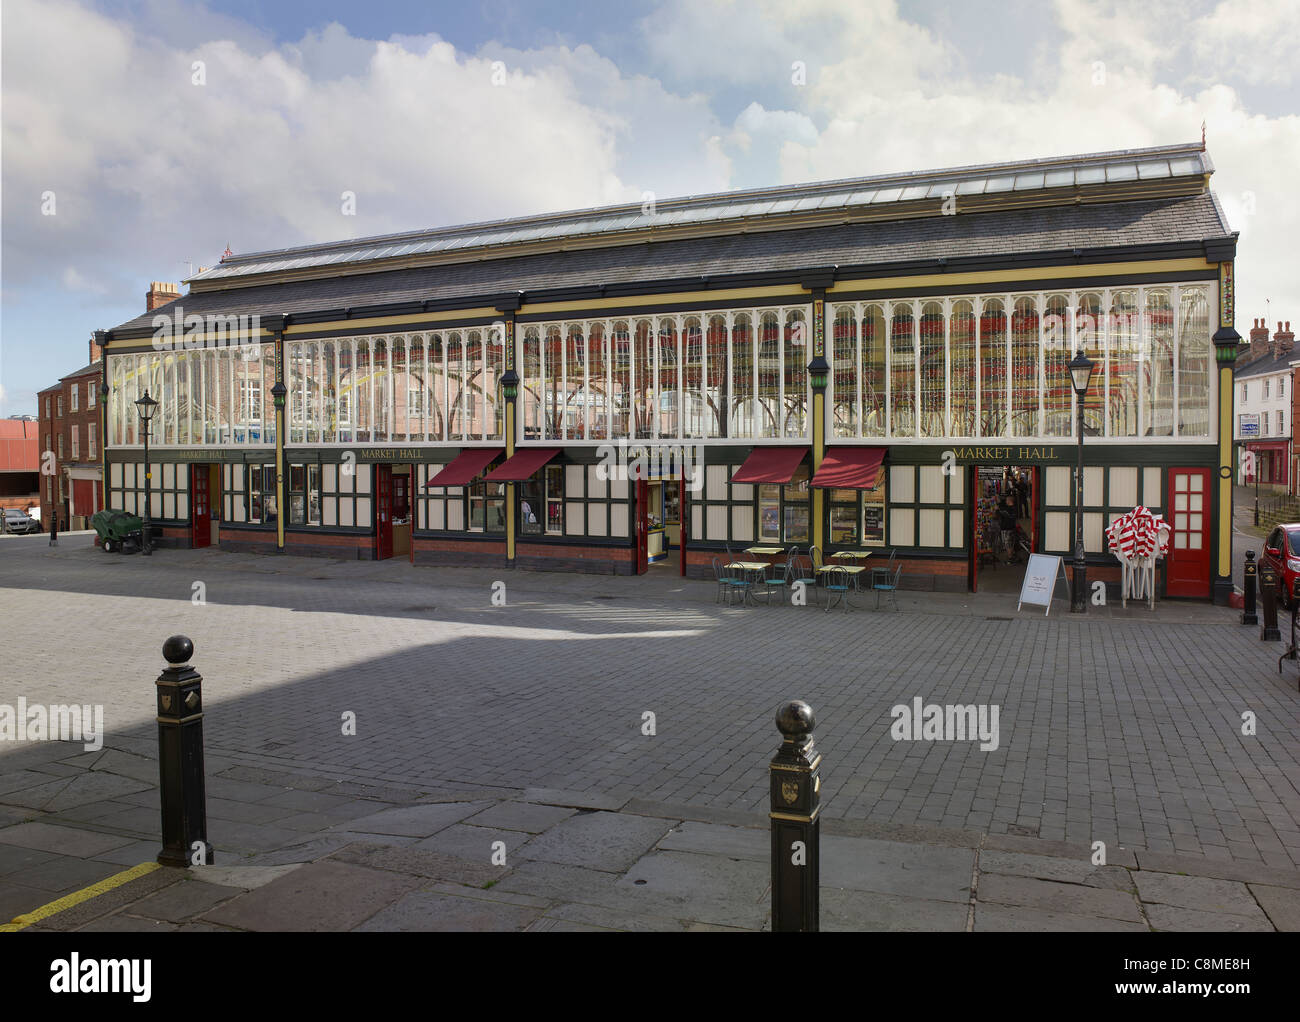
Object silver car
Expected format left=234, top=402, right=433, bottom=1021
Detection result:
left=2, top=509, right=40, bottom=534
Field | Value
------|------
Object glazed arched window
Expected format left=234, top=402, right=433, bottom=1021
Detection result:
left=1043, top=294, right=1072, bottom=437
left=979, top=298, right=1007, bottom=437
left=862, top=305, right=886, bottom=437
left=543, top=326, right=562, bottom=440
left=586, top=322, right=607, bottom=441
left=1109, top=291, right=1139, bottom=437
left=1076, top=294, right=1104, bottom=436
left=949, top=300, right=975, bottom=437
left=889, top=302, right=915, bottom=437
left=521, top=327, right=541, bottom=441
left=682, top=316, right=705, bottom=439
left=1178, top=287, right=1210, bottom=437
left=1010, top=296, right=1039, bottom=437
left=1144, top=289, right=1174, bottom=436
left=610, top=321, right=631, bottom=440
left=706, top=314, right=728, bottom=437
left=919, top=301, right=945, bottom=437
left=731, top=313, right=755, bottom=439
left=831, top=305, right=857, bottom=438
left=758, top=311, right=782, bottom=438
left=784, top=309, right=807, bottom=437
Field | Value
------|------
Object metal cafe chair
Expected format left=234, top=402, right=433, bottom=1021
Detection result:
left=711, top=556, right=731, bottom=604
left=873, top=562, right=903, bottom=611
left=787, top=547, right=819, bottom=608
left=712, top=556, right=750, bottom=607
left=756, top=554, right=793, bottom=607
left=870, top=548, right=897, bottom=590
left=822, top=564, right=854, bottom=613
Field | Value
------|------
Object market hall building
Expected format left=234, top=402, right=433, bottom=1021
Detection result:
left=97, top=141, right=1242, bottom=602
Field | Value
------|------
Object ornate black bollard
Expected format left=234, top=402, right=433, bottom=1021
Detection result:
left=1259, top=562, right=1282, bottom=642
left=156, top=636, right=212, bottom=867
left=770, top=700, right=820, bottom=932
left=1242, top=551, right=1258, bottom=625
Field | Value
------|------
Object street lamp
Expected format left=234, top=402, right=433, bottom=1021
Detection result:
left=1068, top=350, right=1096, bottom=613
left=135, top=390, right=158, bottom=556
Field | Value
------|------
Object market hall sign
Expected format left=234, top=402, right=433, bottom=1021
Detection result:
left=950, top=445, right=1068, bottom=464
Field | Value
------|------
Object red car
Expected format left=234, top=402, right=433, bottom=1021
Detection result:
left=1261, top=524, right=1300, bottom=607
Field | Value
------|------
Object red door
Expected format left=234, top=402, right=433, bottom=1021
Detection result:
left=375, top=465, right=393, bottom=560
left=1166, top=468, right=1210, bottom=597
left=635, top=477, right=649, bottom=574
left=191, top=464, right=210, bottom=548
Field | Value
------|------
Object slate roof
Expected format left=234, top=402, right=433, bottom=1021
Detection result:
left=1237, top=352, right=1297, bottom=379
left=192, top=141, right=1214, bottom=285
left=107, top=192, right=1231, bottom=336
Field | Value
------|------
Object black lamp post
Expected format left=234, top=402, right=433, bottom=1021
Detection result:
left=1068, top=350, right=1096, bottom=613
left=135, top=390, right=158, bottom=555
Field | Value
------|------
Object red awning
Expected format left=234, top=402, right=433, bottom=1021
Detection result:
left=425, top=448, right=504, bottom=487
left=730, top=446, right=809, bottom=484
left=811, top=447, right=886, bottom=490
left=484, top=447, right=561, bottom=483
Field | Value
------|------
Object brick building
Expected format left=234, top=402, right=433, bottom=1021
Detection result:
left=0, top=418, right=40, bottom=514
left=1233, top=319, right=1294, bottom=488
left=38, top=282, right=183, bottom=529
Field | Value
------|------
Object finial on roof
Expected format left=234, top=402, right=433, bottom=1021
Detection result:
left=1201, top=121, right=1206, bottom=148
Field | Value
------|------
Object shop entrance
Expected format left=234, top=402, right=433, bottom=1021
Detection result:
left=970, top=465, right=1038, bottom=593
left=634, top=473, right=685, bottom=574
left=191, top=464, right=211, bottom=549
left=391, top=464, right=412, bottom=561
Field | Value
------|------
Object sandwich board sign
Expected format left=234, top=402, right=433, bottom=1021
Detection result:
left=1018, top=553, right=1070, bottom=616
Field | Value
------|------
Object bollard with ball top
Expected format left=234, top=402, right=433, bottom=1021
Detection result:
left=156, top=635, right=213, bottom=867
left=1259, top=562, right=1282, bottom=642
left=1241, top=550, right=1258, bottom=626
left=770, top=700, right=820, bottom=932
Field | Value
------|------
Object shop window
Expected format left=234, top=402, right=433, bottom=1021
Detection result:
left=521, top=464, right=564, bottom=536
left=829, top=489, right=859, bottom=546
left=470, top=480, right=506, bottom=533
left=286, top=464, right=321, bottom=525
left=755, top=477, right=803, bottom=542
left=248, top=465, right=277, bottom=524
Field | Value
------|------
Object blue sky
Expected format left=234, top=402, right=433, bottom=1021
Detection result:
left=4, top=0, right=1298, bottom=416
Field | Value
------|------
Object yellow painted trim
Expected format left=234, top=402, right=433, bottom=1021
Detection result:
left=505, top=402, right=516, bottom=561
left=103, top=331, right=273, bottom=351
left=275, top=335, right=286, bottom=551
left=812, top=390, right=825, bottom=554
left=284, top=308, right=501, bottom=335
left=1, top=862, right=161, bottom=932
left=1219, top=365, right=1232, bottom=577
left=829, top=258, right=1214, bottom=296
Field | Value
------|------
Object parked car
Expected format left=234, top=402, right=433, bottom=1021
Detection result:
left=2, top=508, right=40, bottom=534
left=1260, top=524, right=1300, bottom=607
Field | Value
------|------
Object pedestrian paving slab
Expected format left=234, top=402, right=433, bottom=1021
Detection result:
left=200, top=861, right=420, bottom=931
left=5, top=535, right=1300, bottom=930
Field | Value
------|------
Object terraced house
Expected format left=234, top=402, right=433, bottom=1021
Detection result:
left=98, top=140, right=1243, bottom=601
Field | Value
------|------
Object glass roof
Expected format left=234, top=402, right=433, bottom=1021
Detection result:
left=192, top=143, right=1213, bottom=283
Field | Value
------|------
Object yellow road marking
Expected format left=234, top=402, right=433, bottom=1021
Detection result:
left=1, top=862, right=162, bottom=933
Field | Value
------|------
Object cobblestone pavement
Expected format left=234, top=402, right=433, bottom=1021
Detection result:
left=2, top=533, right=1299, bottom=876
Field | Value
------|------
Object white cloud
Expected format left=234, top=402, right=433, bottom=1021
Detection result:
left=1, top=0, right=1296, bottom=355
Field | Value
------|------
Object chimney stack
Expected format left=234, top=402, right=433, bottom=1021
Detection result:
left=146, top=281, right=181, bottom=312
left=1241, top=317, right=1271, bottom=364
left=1273, top=319, right=1295, bottom=360
left=88, top=330, right=106, bottom=365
